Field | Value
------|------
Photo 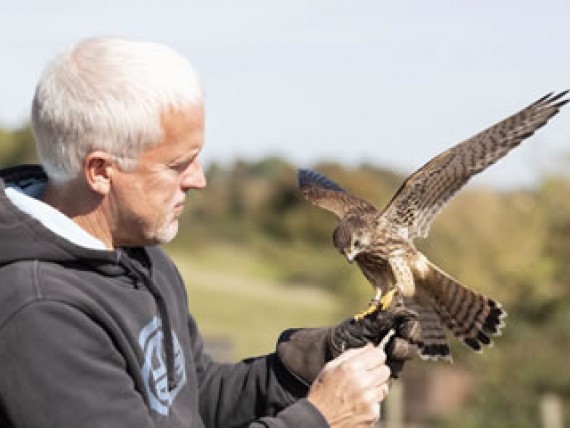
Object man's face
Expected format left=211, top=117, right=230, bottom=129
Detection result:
left=109, top=105, right=206, bottom=247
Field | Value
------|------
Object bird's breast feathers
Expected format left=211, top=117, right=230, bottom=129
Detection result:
left=410, top=252, right=431, bottom=279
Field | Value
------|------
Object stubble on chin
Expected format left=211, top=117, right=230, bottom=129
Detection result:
left=153, top=218, right=180, bottom=245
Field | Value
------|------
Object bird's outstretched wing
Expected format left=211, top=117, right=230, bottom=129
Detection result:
left=379, top=91, right=568, bottom=240
left=297, top=169, right=378, bottom=219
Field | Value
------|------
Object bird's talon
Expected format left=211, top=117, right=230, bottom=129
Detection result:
left=353, top=300, right=381, bottom=320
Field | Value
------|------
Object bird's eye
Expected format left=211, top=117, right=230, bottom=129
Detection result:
left=354, top=240, right=360, bottom=248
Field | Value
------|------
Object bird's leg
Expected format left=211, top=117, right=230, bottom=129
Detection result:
left=387, top=256, right=415, bottom=305
left=354, top=287, right=396, bottom=320
left=379, top=287, right=398, bottom=310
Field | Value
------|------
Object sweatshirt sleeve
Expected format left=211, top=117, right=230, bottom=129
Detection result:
left=188, top=315, right=329, bottom=428
left=248, top=399, right=329, bottom=427
left=0, top=300, right=155, bottom=428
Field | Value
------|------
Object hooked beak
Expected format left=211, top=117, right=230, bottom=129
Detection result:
left=345, top=251, right=358, bottom=264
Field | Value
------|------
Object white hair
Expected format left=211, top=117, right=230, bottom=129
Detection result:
left=31, top=36, right=204, bottom=182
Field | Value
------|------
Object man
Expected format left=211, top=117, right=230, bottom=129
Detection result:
left=0, top=37, right=419, bottom=427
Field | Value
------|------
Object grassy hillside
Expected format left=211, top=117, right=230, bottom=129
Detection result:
left=168, top=244, right=339, bottom=360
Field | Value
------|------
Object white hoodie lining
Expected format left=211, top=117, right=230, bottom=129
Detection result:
left=6, top=184, right=107, bottom=251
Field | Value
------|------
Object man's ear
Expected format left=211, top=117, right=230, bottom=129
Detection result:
left=84, top=151, right=115, bottom=195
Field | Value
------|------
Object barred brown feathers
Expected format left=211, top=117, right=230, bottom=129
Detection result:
left=412, top=259, right=506, bottom=359
left=298, top=91, right=567, bottom=361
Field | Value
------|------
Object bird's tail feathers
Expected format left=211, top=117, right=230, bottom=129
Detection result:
left=415, top=261, right=507, bottom=353
left=404, top=298, right=454, bottom=362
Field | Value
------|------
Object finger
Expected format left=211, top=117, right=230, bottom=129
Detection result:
left=391, top=306, right=419, bottom=320
left=367, top=364, right=392, bottom=387
left=362, top=379, right=391, bottom=408
left=398, top=319, right=422, bottom=343
left=359, top=344, right=388, bottom=370
left=378, top=382, right=390, bottom=401
left=356, top=329, right=393, bottom=370
left=387, top=337, right=418, bottom=360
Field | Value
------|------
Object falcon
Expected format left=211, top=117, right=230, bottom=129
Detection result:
left=298, top=91, right=568, bottom=360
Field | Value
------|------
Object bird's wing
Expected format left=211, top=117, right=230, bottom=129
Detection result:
left=379, top=91, right=568, bottom=240
left=297, top=169, right=378, bottom=220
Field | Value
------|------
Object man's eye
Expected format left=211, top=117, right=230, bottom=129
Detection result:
left=169, top=161, right=190, bottom=172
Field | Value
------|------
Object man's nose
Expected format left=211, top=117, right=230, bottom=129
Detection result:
left=181, top=158, right=207, bottom=190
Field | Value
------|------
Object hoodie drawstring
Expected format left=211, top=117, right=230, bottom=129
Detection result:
left=120, top=251, right=178, bottom=391
left=142, top=277, right=178, bottom=390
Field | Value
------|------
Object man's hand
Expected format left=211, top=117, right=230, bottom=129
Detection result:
left=307, top=344, right=391, bottom=427
left=328, top=306, right=421, bottom=378
left=277, top=305, right=421, bottom=385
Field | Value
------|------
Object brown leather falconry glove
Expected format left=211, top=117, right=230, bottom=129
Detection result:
left=276, top=306, right=421, bottom=386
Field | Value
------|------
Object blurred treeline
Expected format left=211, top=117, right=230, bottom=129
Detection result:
left=1, top=125, right=569, bottom=427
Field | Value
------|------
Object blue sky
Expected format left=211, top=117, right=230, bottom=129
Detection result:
left=2, top=0, right=569, bottom=188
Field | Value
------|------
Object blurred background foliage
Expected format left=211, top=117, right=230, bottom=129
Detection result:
left=1, top=125, right=569, bottom=427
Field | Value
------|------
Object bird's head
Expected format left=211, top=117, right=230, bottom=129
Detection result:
left=333, top=218, right=371, bottom=263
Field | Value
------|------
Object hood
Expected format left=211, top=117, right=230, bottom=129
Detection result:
left=0, top=165, right=124, bottom=271
left=0, top=164, right=180, bottom=390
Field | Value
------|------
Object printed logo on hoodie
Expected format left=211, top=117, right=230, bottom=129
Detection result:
left=138, top=316, right=187, bottom=415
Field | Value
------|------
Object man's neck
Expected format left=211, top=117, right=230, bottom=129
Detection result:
left=41, top=180, right=114, bottom=250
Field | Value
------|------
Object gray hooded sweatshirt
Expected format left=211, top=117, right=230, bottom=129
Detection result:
left=0, top=165, right=327, bottom=428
